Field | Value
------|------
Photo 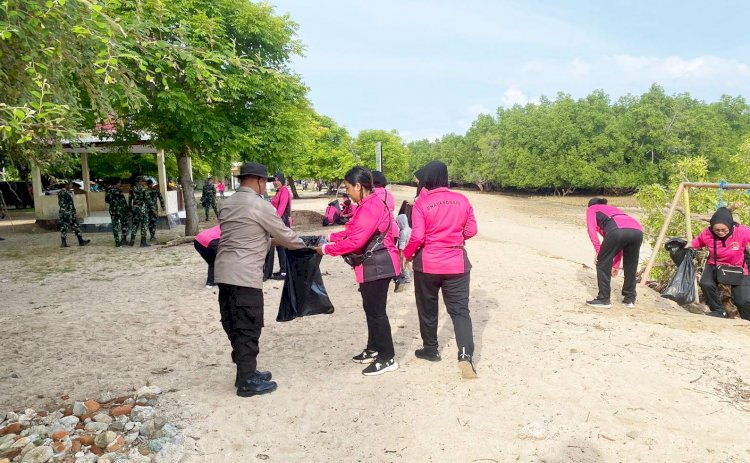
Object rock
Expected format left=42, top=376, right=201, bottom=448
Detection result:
left=136, top=386, right=162, bottom=399
left=20, top=440, right=35, bottom=457
left=2, top=449, right=21, bottom=460
left=126, top=448, right=151, bottom=463
left=94, top=431, right=117, bottom=449
left=110, top=406, right=132, bottom=418
left=11, top=437, right=31, bottom=449
left=0, top=411, right=5, bottom=422
left=152, top=416, right=167, bottom=429
left=106, top=435, right=125, bottom=452
left=71, top=439, right=81, bottom=453
left=1, top=423, right=22, bottom=436
left=28, top=426, right=49, bottom=438
left=138, top=421, right=157, bottom=438
left=124, top=422, right=135, bottom=432
left=78, top=435, right=94, bottom=447
left=108, top=421, right=126, bottom=432
left=84, top=422, right=109, bottom=433
left=83, top=401, right=101, bottom=414
left=50, top=431, right=69, bottom=441
left=55, top=416, right=79, bottom=432
left=160, top=424, right=178, bottom=439
left=518, top=421, right=548, bottom=440
left=72, top=402, right=88, bottom=417
left=130, top=407, right=156, bottom=423
left=99, top=392, right=114, bottom=404
left=147, top=437, right=168, bottom=453
left=5, top=413, right=18, bottom=422
left=124, top=432, right=139, bottom=445
left=0, top=435, right=16, bottom=450
left=93, top=414, right=113, bottom=425
left=19, top=445, right=53, bottom=463
left=0, top=457, right=9, bottom=463
left=51, top=441, right=66, bottom=453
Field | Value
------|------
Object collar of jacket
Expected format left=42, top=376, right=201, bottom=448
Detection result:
left=423, top=187, right=450, bottom=195
left=236, top=186, right=262, bottom=196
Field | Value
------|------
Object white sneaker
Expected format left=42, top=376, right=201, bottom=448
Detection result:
left=625, top=302, right=635, bottom=309
left=206, top=285, right=214, bottom=289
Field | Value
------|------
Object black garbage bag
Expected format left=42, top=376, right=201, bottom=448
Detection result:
left=277, top=235, right=335, bottom=321
left=664, top=237, right=688, bottom=266
left=661, top=249, right=696, bottom=305
left=263, top=246, right=274, bottom=281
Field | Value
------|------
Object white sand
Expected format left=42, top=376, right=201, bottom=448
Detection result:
left=1, top=185, right=749, bottom=462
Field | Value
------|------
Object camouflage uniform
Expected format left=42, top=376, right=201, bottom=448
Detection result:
left=58, top=188, right=89, bottom=247
left=129, top=182, right=150, bottom=246
left=201, top=182, right=219, bottom=221
left=146, top=187, right=165, bottom=240
left=105, top=185, right=130, bottom=246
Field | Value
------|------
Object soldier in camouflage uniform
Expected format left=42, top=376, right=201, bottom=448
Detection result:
left=58, top=182, right=90, bottom=247
left=145, top=179, right=165, bottom=241
left=105, top=179, right=130, bottom=247
left=201, top=177, right=219, bottom=221
left=128, top=177, right=150, bottom=247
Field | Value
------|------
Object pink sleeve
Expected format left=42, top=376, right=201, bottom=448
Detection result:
left=403, top=202, right=425, bottom=260
left=586, top=207, right=602, bottom=253
left=463, top=203, right=477, bottom=239
left=691, top=229, right=708, bottom=248
left=329, top=229, right=347, bottom=242
left=324, top=208, right=376, bottom=256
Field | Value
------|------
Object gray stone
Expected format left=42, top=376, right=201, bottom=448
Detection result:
left=72, top=402, right=88, bottom=417
left=0, top=411, right=5, bottom=422
left=5, top=412, right=18, bottom=422
left=20, top=445, right=53, bottom=463
left=160, top=424, right=178, bottom=439
left=138, top=420, right=157, bottom=438
left=57, top=416, right=80, bottom=431
left=27, top=426, right=50, bottom=438
left=126, top=448, right=152, bottom=463
left=84, top=422, right=109, bottom=432
left=11, top=436, right=32, bottom=448
left=124, top=432, right=139, bottom=445
left=148, top=437, right=168, bottom=453
left=130, top=406, right=156, bottom=423
left=124, top=422, right=135, bottom=432
left=99, top=392, right=114, bottom=404
left=135, top=386, right=162, bottom=399
left=108, top=420, right=126, bottom=432
left=20, top=440, right=36, bottom=457
left=152, top=416, right=167, bottom=429
left=94, top=414, right=113, bottom=424
left=94, top=431, right=117, bottom=449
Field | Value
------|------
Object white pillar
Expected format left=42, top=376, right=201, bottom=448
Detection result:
left=32, top=163, right=43, bottom=219
left=81, top=152, right=90, bottom=192
left=156, top=149, right=168, bottom=216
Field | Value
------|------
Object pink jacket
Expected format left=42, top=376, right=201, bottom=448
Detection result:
left=586, top=204, right=642, bottom=269
left=271, top=186, right=292, bottom=226
left=374, top=187, right=395, bottom=214
left=692, top=224, right=750, bottom=274
left=403, top=187, right=477, bottom=274
left=195, top=225, right=221, bottom=247
left=323, top=192, right=400, bottom=283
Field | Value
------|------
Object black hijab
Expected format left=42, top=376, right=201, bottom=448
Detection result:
left=587, top=197, right=608, bottom=207
left=421, top=161, right=449, bottom=191
left=709, top=207, right=735, bottom=237
left=414, top=167, right=426, bottom=197
left=372, top=170, right=388, bottom=188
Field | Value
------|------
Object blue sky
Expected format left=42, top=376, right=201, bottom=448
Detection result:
left=268, top=1, right=750, bottom=142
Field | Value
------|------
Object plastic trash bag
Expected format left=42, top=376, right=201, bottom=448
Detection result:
left=664, top=237, right=688, bottom=266
left=277, top=235, right=335, bottom=321
left=661, top=249, right=696, bottom=305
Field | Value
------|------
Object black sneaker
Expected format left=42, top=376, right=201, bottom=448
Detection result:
left=706, top=310, right=727, bottom=318
left=271, top=272, right=286, bottom=281
left=362, top=357, right=399, bottom=376
left=414, top=348, right=441, bottom=362
left=586, top=298, right=612, bottom=308
left=352, top=349, right=378, bottom=364
left=622, top=298, right=635, bottom=309
left=458, top=354, right=478, bottom=379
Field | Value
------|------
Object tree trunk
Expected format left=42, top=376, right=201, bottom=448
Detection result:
left=177, top=149, right=199, bottom=236
left=288, top=175, right=299, bottom=199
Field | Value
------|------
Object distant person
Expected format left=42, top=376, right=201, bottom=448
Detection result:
left=315, top=166, right=401, bottom=376
left=217, top=180, right=225, bottom=199
left=214, top=162, right=305, bottom=397
left=105, top=179, right=129, bottom=247
left=194, top=225, right=221, bottom=288
left=57, top=182, right=90, bottom=247
left=686, top=207, right=750, bottom=319
left=403, top=161, right=478, bottom=379
left=201, top=177, right=219, bottom=221
left=394, top=200, right=413, bottom=292
left=340, top=193, right=357, bottom=220
left=270, top=172, right=292, bottom=280
left=145, top=179, right=165, bottom=242
left=371, top=170, right=395, bottom=213
left=585, top=198, right=643, bottom=309
left=128, top=177, right=150, bottom=247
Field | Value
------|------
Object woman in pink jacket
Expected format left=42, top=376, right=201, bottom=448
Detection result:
left=194, top=225, right=221, bottom=288
left=686, top=207, right=750, bottom=319
left=403, top=161, right=479, bottom=379
left=315, top=166, right=401, bottom=376
left=270, top=172, right=292, bottom=280
left=585, top=198, right=643, bottom=308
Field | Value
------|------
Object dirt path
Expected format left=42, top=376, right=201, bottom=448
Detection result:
left=1, top=186, right=749, bottom=462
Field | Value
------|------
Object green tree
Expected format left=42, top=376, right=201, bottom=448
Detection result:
left=352, top=129, right=409, bottom=182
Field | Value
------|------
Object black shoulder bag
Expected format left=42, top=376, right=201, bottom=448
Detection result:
left=342, top=196, right=392, bottom=269
left=713, top=237, right=745, bottom=285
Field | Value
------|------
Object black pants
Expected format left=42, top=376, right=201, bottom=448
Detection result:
left=596, top=228, right=643, bottom=302
left=194, top=239, right=220, bottom=285
left=414, top=271, right=474, bottom=360
left=276, top=246, right=288, bottom=274
left=359, top=278, right=395, bottom=360
left=218, top=284, right=264, bottom=372
left=700, top=264, right=750, bottom=319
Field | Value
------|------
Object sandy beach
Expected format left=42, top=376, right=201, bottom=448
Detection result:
left=1, top=185, right=749, bottom=462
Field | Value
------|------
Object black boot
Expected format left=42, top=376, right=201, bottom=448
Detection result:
left=140, top=236, right=150, bottom=247
left=236, top=369, right=277, bottom=397
left=115, top=240, right=122, bottom=247
left=235, top=370, right=272, bottom=387
left=150, top=234, right=156, bottom=241
left=129, top=237, right=135, bottom=246
left=60, top=237, right=69, bottom=248
left=121, top=234, right=128, bottom=246
left=76, top=234, right=90, bottom=246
